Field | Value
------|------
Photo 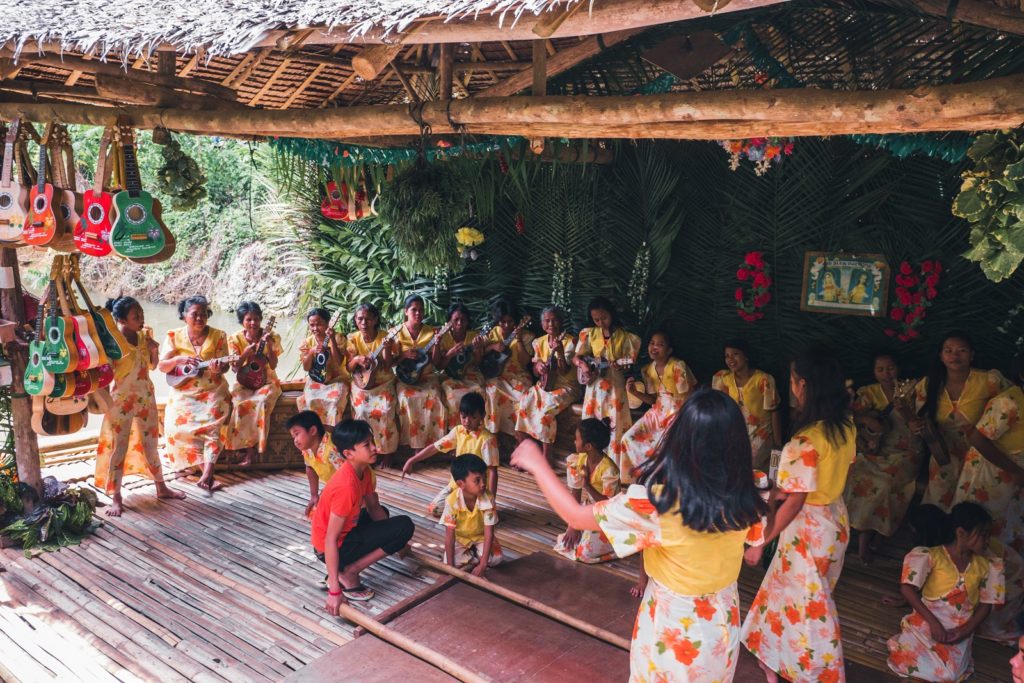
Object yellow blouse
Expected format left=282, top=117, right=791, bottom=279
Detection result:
left=433, top=424, right=500, bottom=468
left=440, top=488, right=497, bottom=545
left=228, top=330, right=284, bottom=384
left=566, top=452, right=620, bottom=502
left=162, top=327, right=230, bottom=392
left=976, top=386, right=1024, bottom=459
left=532, top=333, right=576, bottom=388
left=113, top=328, right=155, bottom=383
left=642, top=357, right=696, bottom=398
left=300, top=332, right=349, bottom=384
left=347, top=329, right=395, bottom=386
left=914, top=369, right=1010, bottom=425
left=576, top=327, right=641, bottom=362
left=712, top=368, right=780, bottom=417
left=485, top=326, right=535, bottom=377
left=778, top=421, right=856, bottom=505
left=440, top=329, right=480, bottom=371
left=906, top=545, right=995, bottom=605
left=304, top=433, right=343, bottom=483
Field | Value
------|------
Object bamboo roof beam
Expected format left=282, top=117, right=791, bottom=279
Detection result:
left=319, top=72, right=358, bottom=108
left=500, top=41, right=519, bottom=62
left=249, top=59, right=292, bottom=105
left=177, top=49, right=204, bottom=78
left=3, top=74, right=1024, bottom=139
left=225, top=47, right=272, bottom=89
left=532, top=1, right=587, bottom=38
left=283, top=45, right=345, bottom=109
left=221, top=51, right=255, bottom=85
left=64, top=52, right=90, bottom=86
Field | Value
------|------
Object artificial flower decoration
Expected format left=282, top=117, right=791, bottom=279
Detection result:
left=885, top=259, right=942, bottom=341
left=719, top=137, right=795, bottom=176
left=455, top=222, right=485, bottom=260
left=736, top=251, right=772, bottom=322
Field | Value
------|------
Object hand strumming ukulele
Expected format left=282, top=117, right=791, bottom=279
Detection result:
left=479, top=315, right=531, bottom=379
left=395, top=321, right=453, bottom=386
left=166, top=354, right=240, bottom=389
left=0, top=119, right=29, bottom=243
left=577, top=355, right=634, bottom=387
left=351, top=324, right=402, bottom=390
left=308, top=309, right=344, bottom=385
left=236, top=317, right=277, bottom=391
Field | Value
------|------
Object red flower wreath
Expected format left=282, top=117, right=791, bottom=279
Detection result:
left=736, top=251, right=772, bottom=322
left=885, top=259, right=942, bottom=342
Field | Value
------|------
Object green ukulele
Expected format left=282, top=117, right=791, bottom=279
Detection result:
left=110, top=123, right=166, bottom=259
left=24, top=285, right=55, bottom=397
left=41, top=280, right=78, bottom=374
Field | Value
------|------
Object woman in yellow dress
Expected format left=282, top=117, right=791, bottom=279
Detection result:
left=515, top=306, right=579, bottom=463
left=712, top=338, right=782, bottom=467
left=297, top=307, right=348, bottom=427
left=741, top=346, right=856, bottom=683
left=846, top=351, right=922, bottom=563
left=158, top=295, right=232, bottom=492
left=225, top=301, right=283, bottom=467
left=95, top=296, right=185, bottom=516
left=482, top=298, right=534, bottom=437
left=513, top=388, right=767, bottom=681
left=395, top=295, right=447, bottom=452
left=346, top=303, right=399, bottom=463
left=914, top=332, right=1010, bottom=510
left=439, top=303, right=484, bottom=430
left=620, top=330, right=696, bottom=483
left=574, top=296, right=640, bottom=466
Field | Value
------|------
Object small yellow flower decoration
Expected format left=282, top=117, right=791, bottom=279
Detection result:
left=455, top=226, right=485, bottom=248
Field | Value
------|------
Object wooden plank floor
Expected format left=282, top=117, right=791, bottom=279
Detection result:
left=0, top=457, right=1016, bottom=682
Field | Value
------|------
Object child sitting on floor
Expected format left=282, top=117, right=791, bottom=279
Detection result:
left=288, top=410, right=343, bottom=518
left=311, top=419, right=414, bottom=614
left=887, top=501, right=1005, bottom=682
left=402, top=391, right=499, bottom=514
left=441, top=454, right=503, bottom=576
left=554, top=418, right=621, bottom=564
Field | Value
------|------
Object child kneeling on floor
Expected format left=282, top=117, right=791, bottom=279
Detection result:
left=287, top=410, right=343, bottom=518
left=311, top=419, right=414, bottom=615
left=441, top=454, right=503, bottom=576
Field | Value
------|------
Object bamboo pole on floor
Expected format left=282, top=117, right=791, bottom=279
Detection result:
left=412, top=551, right=632, bottom=652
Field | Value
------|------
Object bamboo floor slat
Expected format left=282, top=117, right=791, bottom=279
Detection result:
left=0, top=452, right=1014, bottom=682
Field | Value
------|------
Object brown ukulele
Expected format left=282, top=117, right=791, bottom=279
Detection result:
left=352, top=325, right=402, bottom=390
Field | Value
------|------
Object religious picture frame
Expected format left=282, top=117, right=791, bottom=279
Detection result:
left=799, top=252, right=890, bottom=317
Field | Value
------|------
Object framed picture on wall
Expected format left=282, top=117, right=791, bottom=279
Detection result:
left=800, top=252, right=890, bottom=317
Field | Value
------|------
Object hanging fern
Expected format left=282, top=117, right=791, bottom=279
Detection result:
left=156, top=137, right=208, bottom=210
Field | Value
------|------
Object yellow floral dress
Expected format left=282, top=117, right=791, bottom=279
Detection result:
left=595, top=484, right=759, bottom=681
left=94, top=329, right=162, bottom=493
left=396, top=324, right=447, bottom=449
left=347, top=330, right=399, bottom=454
left=297, top=332, right=349, bottom=427
left=303, top=432, right=343, bottom=484
left=162, top=327, right=232, bottom=471
left=845, top=383, right=923, bottom=536
left=741, top=420, right=856, bottom=683
left=955, top=385, right=1024, bottom=552
left=440, top=488, right=503, bottom=567
left=515, top=334, right=580, bottom=444
left=576, top=327, right=641, bottom=459
left=887, top=545, right=1004, bottom=682
left=439, top=328, right=483, bottom=430
left=914, top=369, right=1010, bottom=510
left=620, top=358, right=696, bottom=482
left=225, top=330, right=283, bottom=454
left=554, top=452, right=620, bottom=563
left=427, top=424, right=501, bottom=512
left=979, top=538, right=1024, bottom=644
left=483, top=327, right=536, bottom=436
left=712, top=368, right=780, bottom=466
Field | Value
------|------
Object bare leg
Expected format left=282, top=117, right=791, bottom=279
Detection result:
left=858, top=530, right=876, bottom=564
left=196, top=461, right=222, bottom=492
left=237, top=447, right=254, bottom=468
left=487, top=466, right=498, bottom=498
left=155, top=472, right=186, bottom=501
left=105, top=491, right=124, bottom=517
left=339, top=548, right=387, bottom=589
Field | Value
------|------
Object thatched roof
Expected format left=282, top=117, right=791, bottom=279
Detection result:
left=0, top=0, right=584, bottom=58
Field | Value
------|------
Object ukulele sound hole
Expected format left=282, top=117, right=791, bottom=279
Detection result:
left=60, top=205, right=71, bottom=219
left=48, top=328, right=60, bottom=343
left=33, top=195, right=47, bottom=212
left=0, top=193, right=11, bottom=210
left=126, top=204, right=146, bottom=224
left=30, top=351, right=40, bottom=365
left=87, top=204, right=105, bottom=224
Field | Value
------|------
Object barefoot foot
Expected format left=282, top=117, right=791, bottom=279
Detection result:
left=156, top=483, right=187, bottom=501
left=105, top=495, right=123, bottom=517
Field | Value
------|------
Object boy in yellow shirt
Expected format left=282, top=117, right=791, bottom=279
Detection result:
left=402, top=392, right=500, bottom=513
left=287, top=410, right=343, bottom=517
left=441, top=454, right=503, bottom=576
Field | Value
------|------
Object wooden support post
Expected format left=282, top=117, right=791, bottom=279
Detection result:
left=531, top=40, right=547, bottom=96
left=413, top=552, right=631, bottom=652
left=438, top=44, right=453, bottom=102
left=391, top=62, right=420, bottom=104
left=0, top=248, right=40, bottom=492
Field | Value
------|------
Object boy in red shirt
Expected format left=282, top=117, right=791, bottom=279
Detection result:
left=310, top=419, right=414, bottom=615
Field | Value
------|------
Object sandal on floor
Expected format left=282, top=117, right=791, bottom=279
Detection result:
left=342, top=584, right=374, bottom=601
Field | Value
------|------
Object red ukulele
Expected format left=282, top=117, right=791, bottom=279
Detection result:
left=76, top=128, right=114, bottom=256
left=24, top=125, right=60, bottom=246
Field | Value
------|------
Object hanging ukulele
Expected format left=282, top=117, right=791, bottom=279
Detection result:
left=56, top=256, right=107, bottom=371
left=351, top=324, right=402, bottom=390
left=0, top=118, right=29, bottom=243
left=308, top=309, right=344, bottom=385
left=48, top=124, right=82, bottom=253
left=237, top=316, right=277, bottom=390
left=24, top=284, right=56, bottom=397
left=76, top=127, right=115, bottom=256
left=40, top=260, right=78, bottom=374
left=24, top=123, right=61, bottom=247
left=69, top=253, right=129, bottom=360
left=110, top=121, right=166, bottom=259
left=395, top=320, right=453, bottom=386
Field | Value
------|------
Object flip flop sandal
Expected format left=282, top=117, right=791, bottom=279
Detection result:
left=342, top=584, right=375, bottom=601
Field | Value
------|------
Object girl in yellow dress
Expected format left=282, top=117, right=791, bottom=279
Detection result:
left=347, top=303, right=399, bottom=462
left=94, top=297, right=185, bottom=516
left=515, top=306, right=579, bottom=463
left=712, top=338, right=782, bottom=467
left=226, top=301, right=283, bottom=467
left=741, top=346, right=856, bottom=683
left=574, top=296, right=640, bottom=466
left=887, top=502, right=1004, bottom=682
left=846, top=351, right=923, bottom=563
left=158, top=295, right=232, bottom=492
left=513, top=388, right=767, bottom=681
left=914, top=332, right=1010, bottom=510
left=298, top=307, right=349, bottom=427
left=394, top=295, right=447, bottom=452
left=439, top=303, right=484, bottom=430
left=482, top=299, right=534, bottom=437
left=554, top=418, right=621, bottom=564
left=621, top=330, right=696, bottom=483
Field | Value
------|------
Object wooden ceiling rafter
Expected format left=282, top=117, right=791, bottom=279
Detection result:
left=283, top=44, right=345, bottom=109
